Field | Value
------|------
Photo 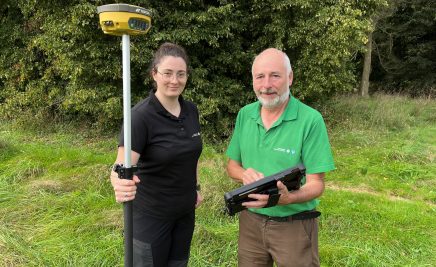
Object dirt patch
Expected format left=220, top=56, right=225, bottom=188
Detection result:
left=325, top=182, right=435, bottom=206
left=27, top=179, right=70, bottom=194
left=98, top=209, right=123, bottom=229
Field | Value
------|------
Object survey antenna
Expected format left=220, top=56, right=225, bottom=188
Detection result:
left=97, top=4, right=152, bottom=266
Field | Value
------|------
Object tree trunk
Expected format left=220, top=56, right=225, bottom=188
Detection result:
left=360, top=31, right=373, bottom=97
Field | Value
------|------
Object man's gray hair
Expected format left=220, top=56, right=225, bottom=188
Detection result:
left=284, top=53, right=292, bottom=75
left=251, top=49, right=293, bottom=74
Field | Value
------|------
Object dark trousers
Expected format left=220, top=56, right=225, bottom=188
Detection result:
left=132, top=210, right=195, bottom=267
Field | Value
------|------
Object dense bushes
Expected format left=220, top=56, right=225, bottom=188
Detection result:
left=0, top=0, right=395, bottom=139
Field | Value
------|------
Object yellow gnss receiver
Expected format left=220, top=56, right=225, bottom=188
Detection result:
left=97, top=3, right=152, bottom=36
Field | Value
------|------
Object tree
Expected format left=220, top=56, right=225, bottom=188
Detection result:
left=359, top=0, right=392, bottom=97
left=370, top=0, right=436, bottom=95
left=360, top=29, right=372, bottom=97
left=0, top=0, right=384, bottom=140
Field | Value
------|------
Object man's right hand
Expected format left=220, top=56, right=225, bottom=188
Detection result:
left=242, top=168, right=264, bottom=185
left=227, top=159, right=264, bottom=185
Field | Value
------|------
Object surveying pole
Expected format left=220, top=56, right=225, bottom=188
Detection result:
left=97, top=4, right=152, bottom=266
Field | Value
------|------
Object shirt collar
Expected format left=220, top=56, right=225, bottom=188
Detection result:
left=250, top=95, right=298, bottom=125
left=149, top=90, right=187, bottom=119
left=282, top=95, right=298, bottom=121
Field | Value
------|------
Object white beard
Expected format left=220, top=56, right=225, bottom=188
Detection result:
left=257, top=88, right=290, bottom=109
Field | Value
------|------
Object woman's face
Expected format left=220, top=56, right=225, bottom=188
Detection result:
left=152, top=56, right=188, bottom=99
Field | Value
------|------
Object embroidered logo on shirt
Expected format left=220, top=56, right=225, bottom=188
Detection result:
left=273, top=148, right=296, bottom=155
left=192, top=132, right=201, bottom=138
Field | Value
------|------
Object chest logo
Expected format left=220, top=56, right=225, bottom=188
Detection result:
left=273, top=148, right=296, bottom=155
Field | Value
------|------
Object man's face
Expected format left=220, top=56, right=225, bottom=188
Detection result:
left=252, top=50, right=292, bottom=109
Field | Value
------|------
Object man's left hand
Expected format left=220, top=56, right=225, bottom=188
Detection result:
left=241, top=193, right=269, bottom=208
left=242, top=181, right=291, bottom=208
left=276, top=180, right=291, bottom=205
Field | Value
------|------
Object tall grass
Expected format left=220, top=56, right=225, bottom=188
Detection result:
left=319, top=93, right=435, bottom=131
left=0, top=94, right=435, bottom=266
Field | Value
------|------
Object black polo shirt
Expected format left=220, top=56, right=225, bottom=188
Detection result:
left=119, top=90, right=202, bottom=218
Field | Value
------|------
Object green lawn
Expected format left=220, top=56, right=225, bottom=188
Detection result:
left=0, top=94, right=435, bottom=266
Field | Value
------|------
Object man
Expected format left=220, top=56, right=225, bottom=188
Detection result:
left=226, top=48, right=335, bottom=267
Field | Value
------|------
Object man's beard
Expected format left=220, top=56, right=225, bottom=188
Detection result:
left=257, top=88, right=290, bottom=109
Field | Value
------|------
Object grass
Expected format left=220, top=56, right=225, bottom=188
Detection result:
left=0, top=94, right=435, bottom=266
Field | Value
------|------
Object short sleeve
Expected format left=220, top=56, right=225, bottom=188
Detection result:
left=226, top=110, right=243, bottom=163
left=301, top=115, right=335, bottom=174
left=118, top=109, right=148, bottom=155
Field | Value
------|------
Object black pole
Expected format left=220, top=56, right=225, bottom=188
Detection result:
left=115, top=165, right=137, bottom=267
left=123, top=199, right=133, bottom=266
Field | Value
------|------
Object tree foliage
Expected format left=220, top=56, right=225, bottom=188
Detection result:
left=1, top=0, right=386, bottom=139
left=371, top=0, right=436, bottom=95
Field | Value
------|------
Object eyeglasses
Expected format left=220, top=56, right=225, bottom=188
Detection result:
left=156, top=69, right=188, bottom=80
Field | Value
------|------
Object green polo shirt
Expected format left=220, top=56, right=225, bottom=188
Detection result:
left=226, top=96, right=335, bottom=217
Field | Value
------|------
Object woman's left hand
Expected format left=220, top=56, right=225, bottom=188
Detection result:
left=195, top=191, right=203, bottom=208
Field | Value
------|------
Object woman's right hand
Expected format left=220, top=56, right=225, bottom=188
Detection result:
left=110, top=171, right=141, bottom=203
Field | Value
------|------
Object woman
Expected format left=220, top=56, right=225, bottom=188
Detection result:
left=110, top=42, right=203, bottom=267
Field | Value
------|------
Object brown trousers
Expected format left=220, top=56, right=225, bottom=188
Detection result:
left=238, top=210, right=320, bottom=267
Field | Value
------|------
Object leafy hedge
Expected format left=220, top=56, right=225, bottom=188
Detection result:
left=0, top=0, right=383, bottom=140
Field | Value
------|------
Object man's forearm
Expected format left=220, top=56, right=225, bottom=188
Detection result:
left=281, top=173, right=325, bottom=205
left=226, top=160, right=245, bottom=183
